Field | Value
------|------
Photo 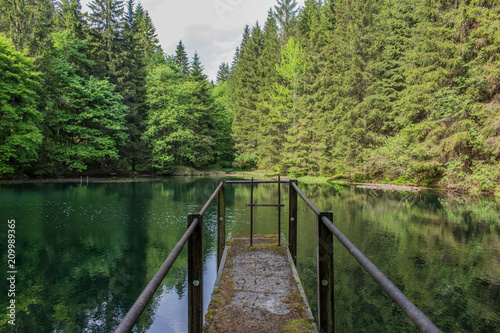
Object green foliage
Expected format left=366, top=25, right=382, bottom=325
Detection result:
left=143, top=63, right=217, bottom=172
left=211, top=81, right=234, bottom=167
left=41, top=31, right=129, bottom=172
left=0, top=36, right=43, bottom=176
left=216, top=62, right=230, bottom=83
left=225, top=0, right=500, bottom=193
left=0, top=0, right=55, bottom=57
left=174, top=40, right=190, bottom=76
left=88, top=0, right=125, bottom=82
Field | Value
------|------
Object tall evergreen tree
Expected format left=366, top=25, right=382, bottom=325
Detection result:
left=228, top=23, right=265, bottom=168
left=135, top=4, right=164, bottom=67
left=174, top=40, right=190, bottom=76
left=0, top=0, right=55, bottom=57
left=188, top=52, right=217, bottom=166
left=274, top=0, right=299, bottom=42
left=256, top=10, right=284, bottom=171
left=280, top=0, right=325, bottom=175
left=88, top=0, right=125, bottom=82
left=117, top=0, right=149, bottom=171
left=54, top=0, right=86, bottom=37
left=216, top=62, right=230, bottom=83
left=190, top=51, right=208, bottom=82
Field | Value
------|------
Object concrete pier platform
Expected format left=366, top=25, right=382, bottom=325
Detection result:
left=204, top=234, right=316, bottom=333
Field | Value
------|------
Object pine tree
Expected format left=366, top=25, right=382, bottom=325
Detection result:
left=228, top=23, right=265, bottom=168
left=174, top=40, right=190, bottom=76
left=0, top=0, right=55, bottom=57
left=135, top=4, right=164, bottom=67
left=216, top=62, right=230, bottom=83
left=284, top=0, right=329, bottom=176
left=190, top=52, right=208, bottom=82
left=54, top=0, right=86, bottom=37
left=256, top=10, right=284, bottom=171
left=88, top=0, right=125, bottom=82
left=274, top=0, right=299, bottom=43
left=118, top=0, right=149, bottom=171
left=188, top=52, right=217, bottom=166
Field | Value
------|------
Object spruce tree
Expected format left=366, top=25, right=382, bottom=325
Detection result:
left=216, top=62, right=230, bottom=83
left=256, top=10, right=284, bottom=171
left=88, top=0, right=125, bottom=82
left=135, top=4, right=164, bottom=67
left=228, top=23, right=265, bottom=168
left=174, top=40, right=190, bottom=76
left=0, top=0, right=55, bottom=57
left=54, top=0, right=86, bottom=37
left=118, top=0, right=149, bottom=171
left=274, top=0, right=299, bottom=43
left=190, top=52, right=208, bottom=82
left=283, top=0, right=328, bottom=176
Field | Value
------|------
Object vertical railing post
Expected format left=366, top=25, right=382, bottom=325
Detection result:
left=317, top=211, right=334, bottom=333
left=278, top=175, right=281, bottom=246
left=188, top=213, right=203, bottom=333
left=250, top=177, right=254, bottom=246
left=217, top=180, right=226, bottom=271
left=289, top=180, right=298, bottom=265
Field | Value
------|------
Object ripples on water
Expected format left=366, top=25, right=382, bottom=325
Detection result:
left=0, top=179, right=499, bottom=332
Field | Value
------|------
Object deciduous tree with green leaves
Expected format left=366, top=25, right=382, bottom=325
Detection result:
left=40, top=31, right=129, bottom=173
left=0, top=36, right=43, bottom=176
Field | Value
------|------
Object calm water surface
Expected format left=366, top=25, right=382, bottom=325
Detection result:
left=0, top=178, right=499, bottom=332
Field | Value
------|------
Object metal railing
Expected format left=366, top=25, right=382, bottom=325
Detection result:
left=115, top=178, right=441, bottom=333
left=114, top=180, right=226, bottom=333
left=289, top=181, right=441, bottom=333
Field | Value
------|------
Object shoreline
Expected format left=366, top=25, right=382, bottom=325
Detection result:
left=0, top=171, right=496, bottom=198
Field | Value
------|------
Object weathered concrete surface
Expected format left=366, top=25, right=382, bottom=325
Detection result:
left=204, top=235, right=316, bottom=333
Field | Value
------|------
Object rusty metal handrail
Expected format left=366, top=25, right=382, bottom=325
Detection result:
left=290, top=181, right=441, bottom=332
left=291, top=181, right=321, bottom=215
left=116, top=178, right=440, bottom=333
left=320, top=215, right=441, bottom=333
left=114, top=218, right=199, bottom=332
left=200, top=181, right=224, bottom=215
left=225, top=179, right=290, bottom=184
left=115, top=182, right=225, bottom=333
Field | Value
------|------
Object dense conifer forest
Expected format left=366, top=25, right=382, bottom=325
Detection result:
left=1, top=0, right=500, bottom=195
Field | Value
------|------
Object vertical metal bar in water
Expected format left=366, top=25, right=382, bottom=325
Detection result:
left=250, top=177, right=254, bottom=246
left=289, top=180, right=298, bottom=265
left=217, top=180, right=226, bottom=271
left=317, top=211, right=334, bottom=333
left=188, top=214, right=203, bottom=333
left=278, top=175, right=281, bottom=246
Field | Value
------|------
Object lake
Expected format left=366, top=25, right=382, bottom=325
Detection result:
left=0, top=177, right=499, bottom=332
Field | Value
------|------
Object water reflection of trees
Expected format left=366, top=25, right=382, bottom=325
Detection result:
left=0, top=178, right=222, bottom=332
left=1, top=179, right=498, bottom=332
left=294, top=182, right=500, bottom=332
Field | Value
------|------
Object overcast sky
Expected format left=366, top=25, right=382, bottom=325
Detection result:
left=80, top=0, right=305, bottom=81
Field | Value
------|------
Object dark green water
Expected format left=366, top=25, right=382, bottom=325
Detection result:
left=0, top=178, right=499, bottom=332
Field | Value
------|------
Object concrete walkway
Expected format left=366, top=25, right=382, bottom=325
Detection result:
left=204, top=234, right=316, bottom=333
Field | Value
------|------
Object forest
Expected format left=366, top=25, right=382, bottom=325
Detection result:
left=1, top=0, right=500, bottom=195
